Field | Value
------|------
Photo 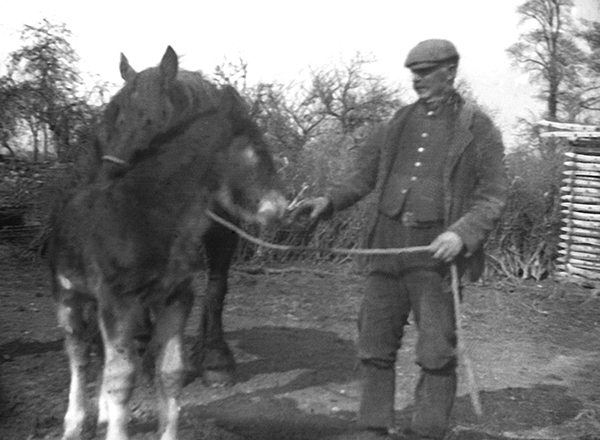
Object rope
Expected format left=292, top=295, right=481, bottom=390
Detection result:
left=206, top=210, right=432, bottom=255
left=206, top=209, right=483, bottom=416
left=102, top=155, right=129, bottom=166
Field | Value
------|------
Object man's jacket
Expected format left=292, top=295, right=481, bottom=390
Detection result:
left=327, top=98, right=509, bottom=280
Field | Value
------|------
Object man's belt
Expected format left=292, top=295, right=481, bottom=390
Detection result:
left=400, top=211, right=444, bottom=229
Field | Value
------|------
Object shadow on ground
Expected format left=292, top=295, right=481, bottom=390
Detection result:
left=0, top=338, right=63, bottom=358
left=181, top=326, right=593, bottom=440
left=182, top=325, right=358, bottom=440
left=1, top=322, right=598, bottom=439
left=186, top=383, right=590, bottom=440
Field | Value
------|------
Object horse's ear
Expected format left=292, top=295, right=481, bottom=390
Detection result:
left=119, top=53, right=137, bottom=82
left=160, top=46, right=178, bottom=89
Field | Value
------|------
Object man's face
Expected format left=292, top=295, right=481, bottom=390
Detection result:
left=411, top=63, right=456, bottom=101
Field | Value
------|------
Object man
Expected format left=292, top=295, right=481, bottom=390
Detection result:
left=295, top=39, right=508, bottom=439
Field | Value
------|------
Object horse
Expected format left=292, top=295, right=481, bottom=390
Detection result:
left=47, top=46, right=287, bottom=440
left=90, top=46, right=282, bottom=387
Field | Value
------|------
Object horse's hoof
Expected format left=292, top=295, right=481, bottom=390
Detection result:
left=202, top=369, right=235, bottom=387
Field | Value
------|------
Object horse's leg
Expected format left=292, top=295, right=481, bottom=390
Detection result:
left=153, top=281, right=193, bottom=440
left=57, top=293, right=95, bottom=440
left=194, top=220, right=237, bottom=386
left=97, top=295, right=141, bottom=440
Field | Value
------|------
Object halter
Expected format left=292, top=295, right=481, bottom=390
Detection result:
left=99, top=105, right=219, bottom=170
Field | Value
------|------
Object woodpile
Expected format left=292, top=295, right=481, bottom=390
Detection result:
left=540, top=121, right=600, bottom=284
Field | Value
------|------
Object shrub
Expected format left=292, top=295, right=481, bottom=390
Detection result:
left=485, top=139, right=566, bottom=280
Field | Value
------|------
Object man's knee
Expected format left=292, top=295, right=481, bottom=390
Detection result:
left=418, top=356, right=457, bottom=374
left=424, top=359, right=457, bottom=375
left=361, top=358, right=395, bottom=370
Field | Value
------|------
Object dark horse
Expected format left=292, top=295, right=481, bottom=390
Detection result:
left=90, top=47, right=284, bottom=388
left=47, top=47, right=287, bottom=440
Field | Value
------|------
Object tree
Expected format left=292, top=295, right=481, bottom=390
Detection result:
left=212, top=60, right=308, bottom=154
left=306, top=52, right=401, bottom=138
left=251, top=82, right=317, bottom=156
left=507, top=0, right=584, bottom=122
left=0, top=77, right=20, bottom=156
left=212, top=53, right=402, bottom=149
left=573, top=20, right=600, bottom=119
left=6, top=19, right=83, bottom=161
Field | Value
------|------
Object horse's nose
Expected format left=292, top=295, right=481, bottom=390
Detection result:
left=257, top=191, right=288, bottom=226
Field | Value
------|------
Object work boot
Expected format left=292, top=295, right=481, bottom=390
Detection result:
left=411, top=366, right=456, bottom=439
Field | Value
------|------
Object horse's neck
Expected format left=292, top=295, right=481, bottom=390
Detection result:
left=155, top=74, right=220, bottom=148
left=173, top=72, right=220, bottom=121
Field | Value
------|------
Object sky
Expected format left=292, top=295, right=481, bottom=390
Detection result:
left=1, top=0, right=600, bottom=149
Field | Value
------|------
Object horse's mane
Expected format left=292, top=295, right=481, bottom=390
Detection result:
left=89, top=67, right=265, bottom=181
left=171, top=70, right=221, bottom=117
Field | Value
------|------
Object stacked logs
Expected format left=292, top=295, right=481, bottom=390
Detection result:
left=539, top=121, right=600, bottom=284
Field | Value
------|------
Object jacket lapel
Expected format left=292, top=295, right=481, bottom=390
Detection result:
left=443, top=102, right=474, bottom=183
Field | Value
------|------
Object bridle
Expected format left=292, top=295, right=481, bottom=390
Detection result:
left=99, top=106, right=219, bottom=170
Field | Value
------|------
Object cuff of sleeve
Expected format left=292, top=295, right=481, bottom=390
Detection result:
left=447, top=222, right=479, bottom=257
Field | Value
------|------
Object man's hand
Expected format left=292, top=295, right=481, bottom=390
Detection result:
left=430, top=231, right=464, bottom=263
left=289, top=197, right=333, bottom=221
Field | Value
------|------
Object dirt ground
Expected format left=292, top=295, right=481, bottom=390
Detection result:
left=2, top=252, right=600, bottom=440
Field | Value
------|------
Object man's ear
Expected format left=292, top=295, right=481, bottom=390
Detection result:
left=446, top=63, right=458, bottom=82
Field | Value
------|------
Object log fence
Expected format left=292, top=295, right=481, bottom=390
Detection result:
left=540, top=121, right=600, bottom=284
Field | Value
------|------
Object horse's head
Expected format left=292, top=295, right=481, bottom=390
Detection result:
left=97, top=46, right=181, bottom=173
left=215, top=134, right=288, bottom=227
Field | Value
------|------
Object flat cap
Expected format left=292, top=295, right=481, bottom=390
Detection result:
left=405, top=39, right=459, bottom=70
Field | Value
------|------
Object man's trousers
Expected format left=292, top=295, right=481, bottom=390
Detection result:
left=357, top=214, right=459, bottom=439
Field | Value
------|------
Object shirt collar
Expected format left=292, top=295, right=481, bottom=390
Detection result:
left=418, top=92, right=462, bottom=117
